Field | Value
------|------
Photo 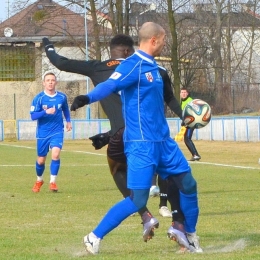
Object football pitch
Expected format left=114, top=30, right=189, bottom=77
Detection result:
left=0, top=140, right=260, bottom=260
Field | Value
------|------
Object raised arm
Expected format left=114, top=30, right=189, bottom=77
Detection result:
left=42, top=37, right=98, bottom=76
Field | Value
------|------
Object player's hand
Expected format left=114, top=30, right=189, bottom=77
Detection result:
left=42, top=37, right=55, bottom=52
left=45, top=107, right=56, bottom=114
left=70, top=95, right=90, bottom=111
left=89, top=132, right=110, bottom=150
left=181, top=120, right=186, bottom=127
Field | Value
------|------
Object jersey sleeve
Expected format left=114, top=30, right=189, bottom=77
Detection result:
left=87, top=60, right=139, bottom=103
left=62, top=95, right=71, bottom=122
left=160, top=68, right=182, bottom=119
left=46, top=50, right=99, bottom=76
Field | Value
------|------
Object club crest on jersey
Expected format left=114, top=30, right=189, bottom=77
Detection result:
left=145, top=72, right=153, bottom=82
left=42, top=105, right=47, bottom=110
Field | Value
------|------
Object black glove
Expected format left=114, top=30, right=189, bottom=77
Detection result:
left=89, top=132, right=110, bottom=150
left=70, top=95, right=90, bottom=111
left=42, top=37, right=55, bottom=52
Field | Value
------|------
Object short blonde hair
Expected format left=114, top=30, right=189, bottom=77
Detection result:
left=43, top=71, right=56, bottom=80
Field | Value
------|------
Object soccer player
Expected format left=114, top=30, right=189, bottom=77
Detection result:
left=180, top=88, right=201, bottom=161
left=43, top=35, right=185, bottom=243
left=71, top=22, right=202, bottom=254
left=30, top=72, right=72, bottom=192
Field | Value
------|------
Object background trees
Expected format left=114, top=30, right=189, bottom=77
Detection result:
left=4, top=0, right=260, bottom=115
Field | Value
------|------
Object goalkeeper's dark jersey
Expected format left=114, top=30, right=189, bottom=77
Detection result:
left=46, top=51, right=182, bottom=136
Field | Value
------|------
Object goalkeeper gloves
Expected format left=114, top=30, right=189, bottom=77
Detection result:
left=70, top=95, right=90, bottom=111
left=89, top=132, right=110, bottom=150
left=42, top=37, right=55, bottom=52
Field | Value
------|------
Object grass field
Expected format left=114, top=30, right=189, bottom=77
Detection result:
left=0, top=140, right=260, bottom=260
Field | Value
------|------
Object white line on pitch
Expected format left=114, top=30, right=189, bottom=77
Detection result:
left=1, top=143, right=259, bottom=170
left=0, top=143, right=106, bottom=156
left=189, top=161, right=259, bottom=170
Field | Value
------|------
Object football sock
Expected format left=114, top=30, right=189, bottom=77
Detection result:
left=50, top=159, right=60, bottom=176
left=93, top=197, right=138, bottom=239
left=167, top=178, right=185, bottom=223
left=36, top=161, right=45, bottom=178
left=158, top=175, right=168, bottom=208
left=180, top=191, right=199, bottom=233
left=37, top=176, right=43, bottom=182
left=50, top=175, right=57, bottom=183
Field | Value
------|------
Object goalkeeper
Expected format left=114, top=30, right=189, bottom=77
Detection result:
left=43, top=35, right=186, bottom=247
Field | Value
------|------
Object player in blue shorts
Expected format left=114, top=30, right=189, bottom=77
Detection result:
left=71, top=22, right=202, bottom=254
left=30, top=72, right=72, bottom=192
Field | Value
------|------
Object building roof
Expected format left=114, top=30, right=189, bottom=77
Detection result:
left=0, top=0, right=111, bottom=42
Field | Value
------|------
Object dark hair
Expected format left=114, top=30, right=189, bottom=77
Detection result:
left=180, top=87, right=189, bottom=92
left=110, top=34, right=134, bottom=49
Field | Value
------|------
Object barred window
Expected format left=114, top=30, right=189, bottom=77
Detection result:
left=0, top=44, right=35, bottom=81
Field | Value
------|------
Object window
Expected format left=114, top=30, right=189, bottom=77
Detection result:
left=0, top=44, right=35, bottom=81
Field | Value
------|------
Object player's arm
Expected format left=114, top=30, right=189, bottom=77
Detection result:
left=62, top=95, right=71, bottom=122
left=89, top=131, right=110, bottom=150
left=61, top=95, right=72, bottom=131
left=70, top=64, right=137, bottom=111
left=70, top=79, right=117, bottom=111
left=160, top=68, right=182, bottom=120
left=42, top=37, right=97, bottom=76
left=30, top=107, right=55, bottom=120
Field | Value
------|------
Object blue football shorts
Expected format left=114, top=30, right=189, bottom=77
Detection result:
left=125, top=137, right=191, bottom=189
left=37, top=133, right=64, bottom=157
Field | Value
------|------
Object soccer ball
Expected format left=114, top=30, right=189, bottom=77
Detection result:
left=182, top=99, right=211, bottom=129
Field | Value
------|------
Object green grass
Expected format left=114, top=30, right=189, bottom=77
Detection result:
left=0, top=140, right=260, bottom=259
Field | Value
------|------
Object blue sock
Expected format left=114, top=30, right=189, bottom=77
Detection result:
left=36, top=161, right=45, bottom=176
left=50, top=159, right=60, bottom=175
left=93, top=197, right=138, bottom=239
left=180, top=191, right=199, bottom=233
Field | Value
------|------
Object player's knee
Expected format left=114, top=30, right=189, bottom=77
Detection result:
left=129, top=189, right=149, bottom=210
left=181, top=172, right=197, bottom=194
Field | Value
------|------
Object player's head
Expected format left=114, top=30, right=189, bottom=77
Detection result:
left=180, top=88, right=190, bottom=100
left=138, top=22, right=166, bottom=57
left=42, top=72, right=57, bottom=94
left=109, top=34, right=135, bottom=59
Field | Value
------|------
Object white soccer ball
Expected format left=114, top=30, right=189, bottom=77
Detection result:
left=182, top=99, right=211, bottom=129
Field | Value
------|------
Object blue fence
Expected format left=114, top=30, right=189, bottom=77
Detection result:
left=1, top=116, right=260, bottom=142
left=0, top=120, right=3, bottom=141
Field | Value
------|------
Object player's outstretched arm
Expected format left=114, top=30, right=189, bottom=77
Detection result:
left=70, top=95, right=90, bottom=111
left=71, top=79, right=118, bottom=111
left=42, top=37, right=96, bottom=76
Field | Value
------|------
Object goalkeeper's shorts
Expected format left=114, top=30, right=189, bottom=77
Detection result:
left=107, top=127, right=126, bottom=163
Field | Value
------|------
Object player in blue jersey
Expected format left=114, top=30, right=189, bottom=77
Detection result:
left=71, top=22, right=202, bottom=254
left=30, top=72, right=72, bottom=192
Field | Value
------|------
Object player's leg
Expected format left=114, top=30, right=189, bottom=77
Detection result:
left=184, top=127, right=201, bottom=161
left=83, top=142, right=157, bottom=254
left=107, top=133, right=159, bottom=241
left=49, top=134, right=63, bottom=192
left=32, top=138, right=48, bottom=192
left=158, top=175, right=171, bottom=217
left=166, top=176, right=189, bottom=251
left=159, top=138, right=202, bottom=252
